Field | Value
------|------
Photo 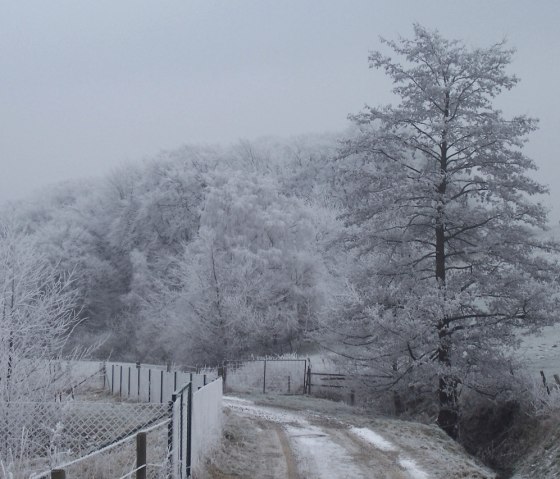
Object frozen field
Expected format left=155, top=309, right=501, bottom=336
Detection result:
left=518, top=325, right=560, bottom=380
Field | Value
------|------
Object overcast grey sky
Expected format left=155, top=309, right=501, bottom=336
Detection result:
left=1, top=1, right=560, bottom=220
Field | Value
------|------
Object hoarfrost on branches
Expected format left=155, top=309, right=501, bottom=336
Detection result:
left=331, top=24, right=560, bottom=437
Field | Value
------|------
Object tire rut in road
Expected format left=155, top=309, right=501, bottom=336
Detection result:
left=273, top=423, right=301, bottom=479
left=334, top=426, right=410, bottom=479
left=287, top=420, right=409, bottom=479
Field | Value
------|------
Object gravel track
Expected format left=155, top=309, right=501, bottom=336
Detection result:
left=197, top=396, right=495, bottom=479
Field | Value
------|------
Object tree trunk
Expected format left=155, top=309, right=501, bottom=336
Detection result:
left=436, top=98, right=459, bottom=438
left=436, top=330, right=459, bottom=438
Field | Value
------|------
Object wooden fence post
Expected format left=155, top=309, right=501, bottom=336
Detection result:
left=51, top=470, right=66, bottom=479
left=137, top=432, right=147, bottom=479
left=540, top=370, right=550, bottom=395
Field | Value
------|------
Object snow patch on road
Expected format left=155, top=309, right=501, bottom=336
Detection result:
left=351, top=426, right=397, bottom=451
left=224, top=397, right=304, bottom=424
left=351, top=426, right=430, bottom=479
left=223, top=395, right=253, bottom=404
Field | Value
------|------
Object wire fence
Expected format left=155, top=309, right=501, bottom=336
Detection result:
left=105, top=362, right=216, bottom=403
left=103, top=361, right=224, bottom=478
left=223, top=358, right=308, bottom=395
left=0, top=361, right=224, bottom=479
left=0, top=400, right=168, bottom=478
left=34, top=420, right=169, bottom=479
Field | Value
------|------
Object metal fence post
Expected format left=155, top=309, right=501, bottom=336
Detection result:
left=128, top=366, right=132, bottom=398
left=120, top=365, right=123, bottom=397
left=168, top=397, right=175, bottom=479
left=148, top=369, right=152, bottom=402
left=137, top=432, right=147, bottom=479
left=306, top=365, right=311, bottom=395
left=263, top=359, right=267, bottom=394
left=111, top=364, right=115, bottom=394
left=186, top=383, right=193, bottom=477
left=137, top=362, right=141, bottom=399
left=180, top=391, right=184, bottom=476
left=303, top=359, right=307, bottom=394
left=161, top=370, right=164, bottom=403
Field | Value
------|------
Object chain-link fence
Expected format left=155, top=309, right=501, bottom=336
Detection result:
left=0, top=361, right=224, bottom=479
left=0, top=400, right=168, bottom=478
left=34, top=419, right=169, bottom=479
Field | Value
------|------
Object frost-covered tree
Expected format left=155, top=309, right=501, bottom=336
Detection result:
left=335, top=25, right=560, bottom=437
left=136, top=168, right=333, bottom=365
left=0, top=215, right=79, bottom=402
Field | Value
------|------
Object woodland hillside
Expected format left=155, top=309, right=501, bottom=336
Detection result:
left=3, top=134, right=346, bottom=365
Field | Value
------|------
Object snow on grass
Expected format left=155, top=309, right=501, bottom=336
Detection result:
left=351, top=426, right=430, bottom=479
left=224, top=397, right=305, bottom=424
left=222, top=395, right=253, bottom=404
left=518, top=325, right=560, bottom=378
left=399, top=458, right=429, bottom=479
left=350, top=426, right=397, bottom=451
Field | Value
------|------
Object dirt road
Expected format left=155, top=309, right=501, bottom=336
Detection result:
left=198, top=395, right=495, bottom=479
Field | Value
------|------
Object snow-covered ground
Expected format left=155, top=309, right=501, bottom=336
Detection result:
left=518, top=325, right=560, bottom=379
left=198, top=394, right=495, bottom=479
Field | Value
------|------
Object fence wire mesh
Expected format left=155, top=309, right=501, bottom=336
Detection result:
left=56, top=421, right=169, bottom=479
left=224, top=359, right=307, bottom=394
left=0, top=360, right=223, bottom=479
left=0, top=400, right=168, bottom=479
